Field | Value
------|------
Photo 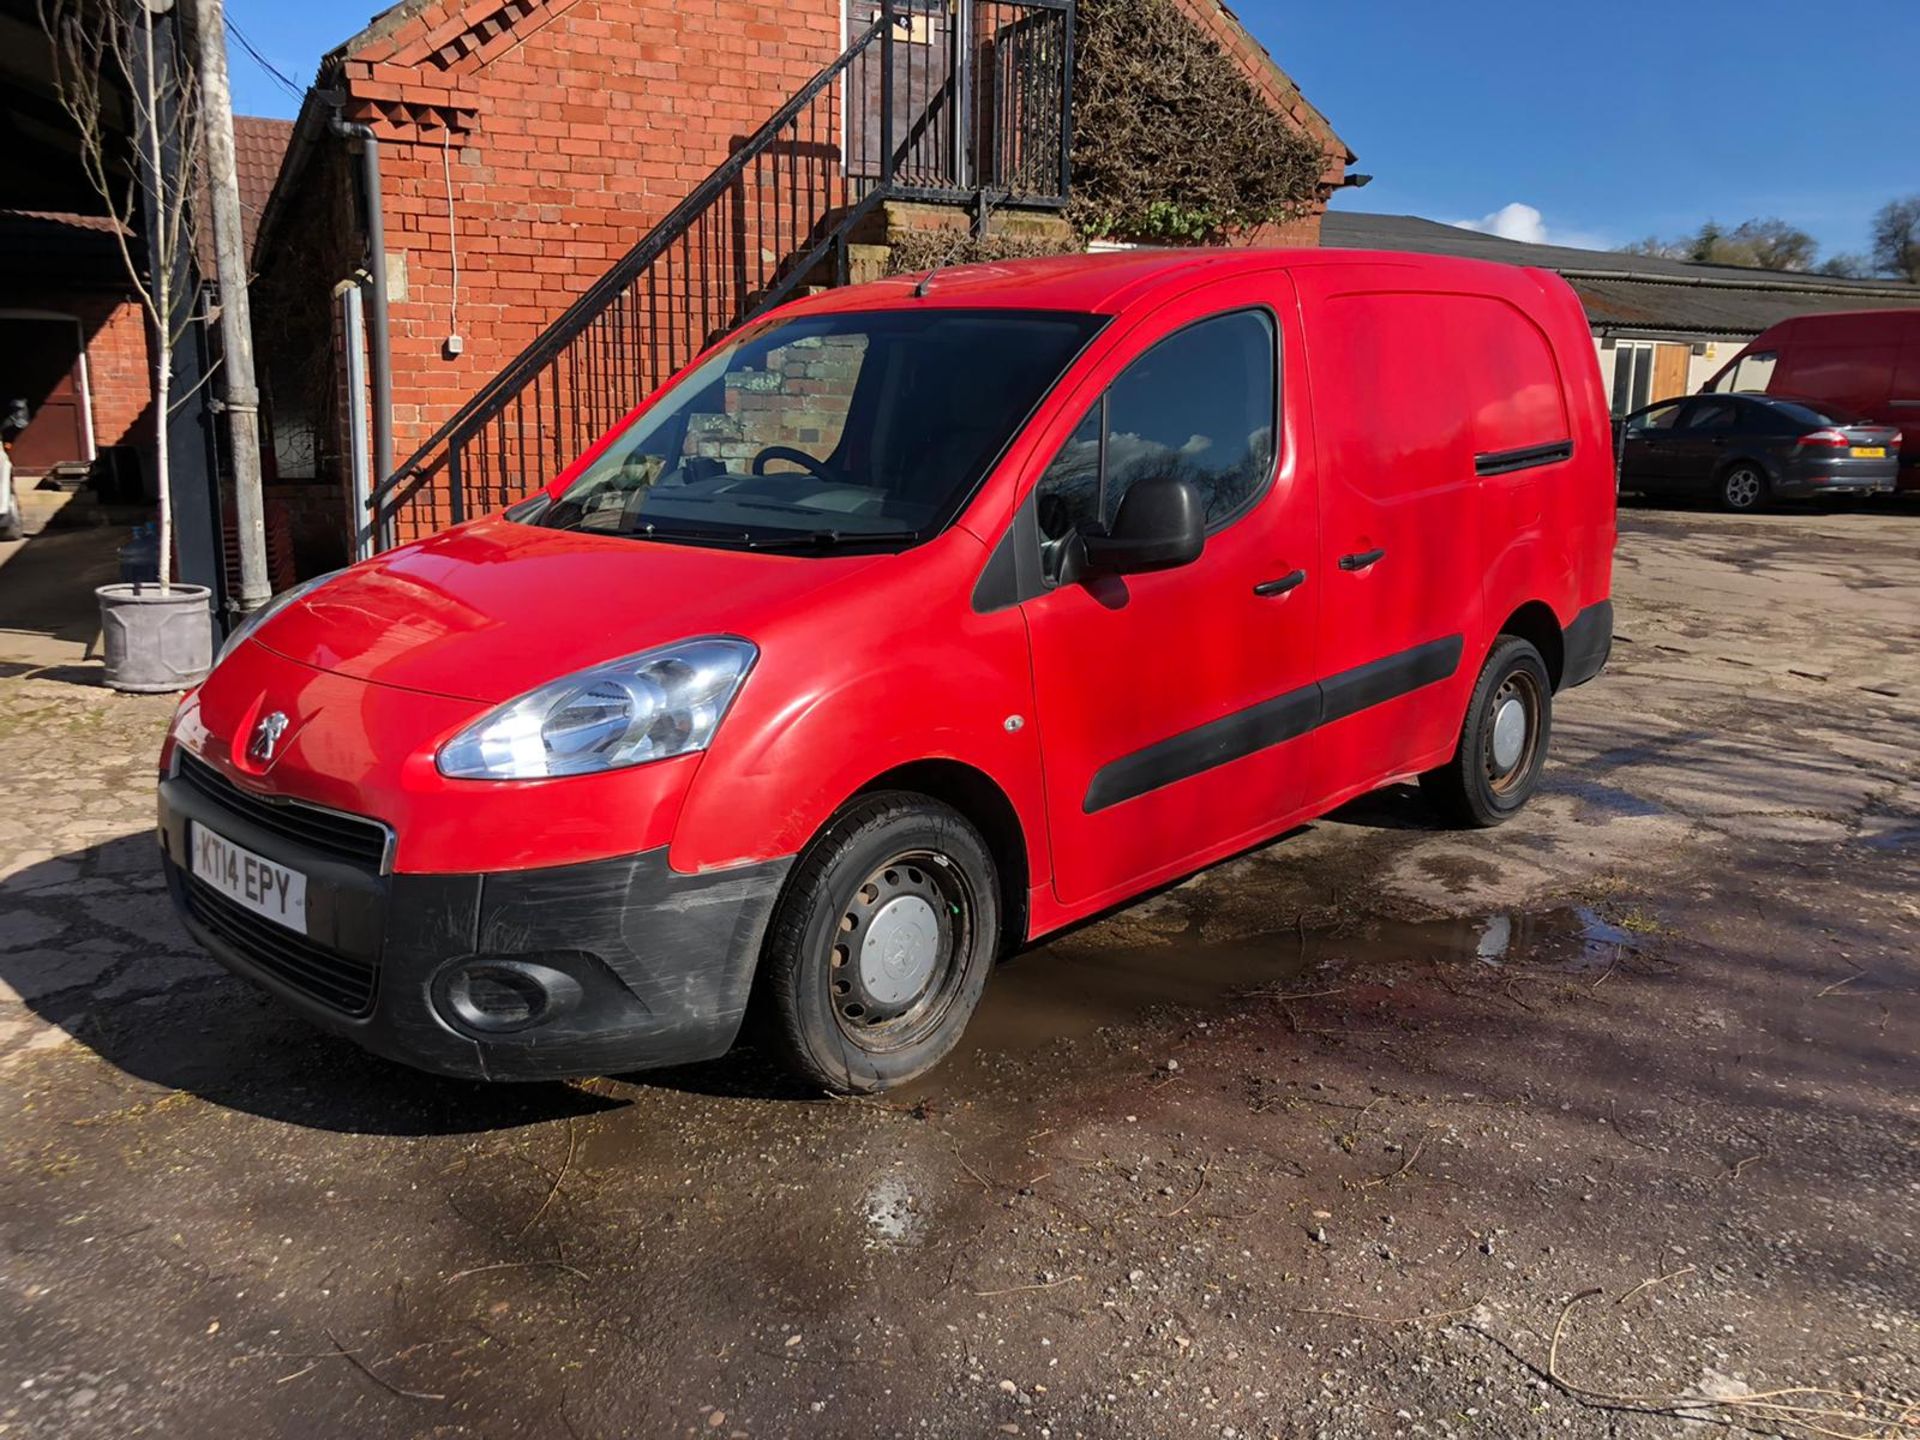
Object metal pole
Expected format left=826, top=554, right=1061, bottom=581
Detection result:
left=336, top=280, right=372, bottom=562
left=1059, top=0, right=1075, bottom=203
left=954, top=0, right=973, bottom=190
left=880, top=0, right=896, bottom=187
left=187, top=0, right=270, bottom=611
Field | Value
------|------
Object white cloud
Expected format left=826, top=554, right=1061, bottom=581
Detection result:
left=1452, top=202, right=1608, bottom=251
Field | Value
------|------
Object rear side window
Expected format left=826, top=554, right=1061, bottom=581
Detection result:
left=1683, top=399, right=1739, bottom=431
left=1760, top=398, right=1866, bottom=429
left=1036, top=310, right=1277, bottom=538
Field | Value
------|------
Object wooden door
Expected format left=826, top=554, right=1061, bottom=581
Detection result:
left=1650, top=343, right=1691, bottom=403
left=0, top=317, right=90, bottom=475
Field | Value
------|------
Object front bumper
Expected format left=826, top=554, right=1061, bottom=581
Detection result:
left=158, top=770, right=792, bottom=1081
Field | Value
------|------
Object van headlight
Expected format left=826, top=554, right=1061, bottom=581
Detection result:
left=436, top=638, right=757, bottom=780
left=216, top=570, right=343, bottom=666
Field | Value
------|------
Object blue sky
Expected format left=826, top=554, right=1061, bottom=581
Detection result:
left=223, top=0, right=1918, bottom=262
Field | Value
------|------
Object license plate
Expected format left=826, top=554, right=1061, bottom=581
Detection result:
left=1851, top=446, right=1886, bottom=458
left=189, top=821, right=308, bottom=934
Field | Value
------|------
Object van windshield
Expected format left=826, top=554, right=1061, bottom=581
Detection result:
left=532, top=308, right=1102, bottom=550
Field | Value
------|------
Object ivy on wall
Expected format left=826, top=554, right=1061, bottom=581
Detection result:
left=1069, top=0, right=1328, bottom=244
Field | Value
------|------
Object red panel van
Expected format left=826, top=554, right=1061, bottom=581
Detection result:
left=1704, top=309, right=1920, bottom=490
left=156, top=251, right=1616, bottom=1092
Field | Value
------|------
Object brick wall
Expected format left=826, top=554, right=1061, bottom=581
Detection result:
left=79, top=297, right=154, bottom=451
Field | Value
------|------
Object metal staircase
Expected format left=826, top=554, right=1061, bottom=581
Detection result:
left=373, top=0, right=1075, bottom=541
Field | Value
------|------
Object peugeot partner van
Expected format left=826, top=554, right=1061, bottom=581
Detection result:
left=157, top=250, right=1616, bottom=1093
left=1704, top=309, right=1920, bottom=488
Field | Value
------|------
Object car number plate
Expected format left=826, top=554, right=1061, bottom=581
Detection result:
left=189, top=821, right=308, bottom=934
left=1851, top=446, right=1886, bottom=458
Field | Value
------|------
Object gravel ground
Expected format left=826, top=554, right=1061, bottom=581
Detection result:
left=1, top=502, right=1917, bottom=1439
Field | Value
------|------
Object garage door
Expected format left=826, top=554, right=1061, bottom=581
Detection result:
left=0, top=316, right=92, bottom=475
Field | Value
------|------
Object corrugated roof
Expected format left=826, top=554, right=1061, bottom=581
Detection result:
left=1567, top=276, right=1920, bottom=336
left=1321, top=210, right=1920, bottom=337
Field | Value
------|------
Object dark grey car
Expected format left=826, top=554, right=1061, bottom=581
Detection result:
left=1616, top=393, right=1902, bottom=512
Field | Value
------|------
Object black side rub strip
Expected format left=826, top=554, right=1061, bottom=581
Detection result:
left=1475, top=440, right=1574, bottom=477
left=1084, top=635, right=1466, bottom=814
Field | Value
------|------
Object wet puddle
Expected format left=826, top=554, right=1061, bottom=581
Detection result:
left=950, top=904, right=1645, bottom=1066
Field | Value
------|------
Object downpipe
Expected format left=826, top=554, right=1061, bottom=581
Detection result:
left=331, top=116, right=396, bottom=550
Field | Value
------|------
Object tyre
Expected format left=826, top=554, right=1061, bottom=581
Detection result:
left=1717, top=462, right=1769, bottom=513
left=1419, top=636, right=1553, bottom=828
left=762, top=791, right=1000, bottom=1094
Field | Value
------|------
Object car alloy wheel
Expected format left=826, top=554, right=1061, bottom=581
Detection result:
left=1721, top=465, right=1766, bottom=512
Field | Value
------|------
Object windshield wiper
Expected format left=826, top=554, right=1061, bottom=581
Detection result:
left=744, top=528, right=921, bottom=551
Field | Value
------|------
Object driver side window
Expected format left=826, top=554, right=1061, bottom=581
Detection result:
left=1035, top=309, right=1278, bottom=543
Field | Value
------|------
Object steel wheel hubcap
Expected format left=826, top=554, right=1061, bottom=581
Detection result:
left=829, top=850, right=973, bottom=1044
left=1490, top=697, right=1528, bottom=773
left=860, top=895, right=940, bottom=1006
left=1485, top=671, right=1542, bottom=792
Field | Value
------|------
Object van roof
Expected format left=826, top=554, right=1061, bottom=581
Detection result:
left=785, top=247, right=1552, bottom=318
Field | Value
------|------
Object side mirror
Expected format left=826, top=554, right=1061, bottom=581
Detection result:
left=1079, top=475, right=1206, bottom=578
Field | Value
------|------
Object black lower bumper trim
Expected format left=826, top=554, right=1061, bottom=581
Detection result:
left=159, top=773, right=792, bottom=1081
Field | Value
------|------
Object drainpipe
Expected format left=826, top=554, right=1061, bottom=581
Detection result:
left=330, top=117, right=394, bottom=522
left=335, top=279, right=373, bottom=562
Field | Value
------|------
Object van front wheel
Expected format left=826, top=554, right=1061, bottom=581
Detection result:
left=762, top=792, right=1000, bottom=1094
left=1419, top=636, right=1553, bottom=828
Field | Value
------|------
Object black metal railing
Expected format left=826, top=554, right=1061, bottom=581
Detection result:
left=373, top=0, right=1074, bottom=539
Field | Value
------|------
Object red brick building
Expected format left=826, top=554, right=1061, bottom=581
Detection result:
left=252, top=0, right=1350, bottom=559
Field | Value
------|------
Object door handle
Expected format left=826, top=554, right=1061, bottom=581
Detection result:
left=1338, top=548, right=1386, bottom=572
left=1253, top=569, right=1307, bottom=598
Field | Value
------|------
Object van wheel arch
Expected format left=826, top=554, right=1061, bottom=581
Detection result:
left=1495, top=601, right=1565, bottom=691
left=848, top=761, right=1031, bottom=955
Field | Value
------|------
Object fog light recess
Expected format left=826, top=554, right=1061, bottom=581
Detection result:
left=438, top=958, right=582, bottom=1035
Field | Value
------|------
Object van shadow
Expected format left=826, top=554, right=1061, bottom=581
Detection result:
left=0, top=833, right=627, bottom=1136
left=1327, top=781, right=1448, bottom=832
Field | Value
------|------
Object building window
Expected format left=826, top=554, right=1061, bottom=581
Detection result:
left=1609, top=341, right=1656, bottom=417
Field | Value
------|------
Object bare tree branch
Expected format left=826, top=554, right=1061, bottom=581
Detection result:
left=38, top=0, right=207, bottom=589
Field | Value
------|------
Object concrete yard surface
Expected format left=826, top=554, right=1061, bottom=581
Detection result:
left=0, top=504, right=1916, bottom=1439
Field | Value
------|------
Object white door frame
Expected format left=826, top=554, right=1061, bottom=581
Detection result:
left=0, top=308, right=99, bottom=463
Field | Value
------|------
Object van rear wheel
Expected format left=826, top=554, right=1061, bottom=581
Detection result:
left=1419, top=636, right=1553, bottom=828
left=761, top=792, right=999, bottom=1094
